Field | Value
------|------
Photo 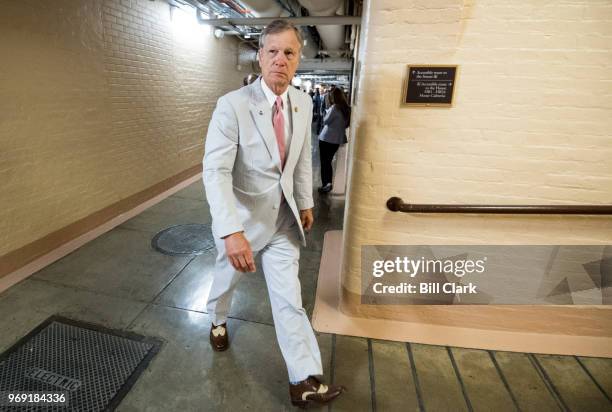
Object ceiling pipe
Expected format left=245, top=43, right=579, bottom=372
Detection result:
left=297, top=0, right=346, bottom=51
left=315, top=49, right=347, bottom=57
left=198, top=16, right=360, bottom=26
left=171, top=0, right=210, bottom=12
left=238, top=0, right=288, bottom=18
left=218, top=0, right=250, bottom=14
left=297, top=58, right=352, bottom=71
left=168, top=0, right=206, bottom=13
left=227, top=0, right=321, bottom=58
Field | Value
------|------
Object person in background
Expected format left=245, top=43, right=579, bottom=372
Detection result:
left=322, top=86, right=335, bottom=113
left=318, top=91, right=330, bottom=134
left=312, top=88, right=322, bottom=132
left=317, top=87, right=350, bottom=193
left=242, top=73, right=259, bottom=86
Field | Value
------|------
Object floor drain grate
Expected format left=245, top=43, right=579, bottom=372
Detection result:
left=151, top=223, right=215, bottom=256
left=0, top=316, right=161, bottom=411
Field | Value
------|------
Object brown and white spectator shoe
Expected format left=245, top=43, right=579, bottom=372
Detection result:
left=209, top=323, right=229, bottom=352
left=289, top=376, right=345, bottom=408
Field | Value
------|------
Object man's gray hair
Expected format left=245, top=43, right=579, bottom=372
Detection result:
left=259, top=19, right=303, bottom=50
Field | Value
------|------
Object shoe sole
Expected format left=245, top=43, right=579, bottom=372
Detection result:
left=209, top=337, right=229, bottom=352
left=291, top=392, right=344, bottom=409
left=291, top=400, right=308, bottom=409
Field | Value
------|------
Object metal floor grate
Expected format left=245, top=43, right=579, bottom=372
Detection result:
left=151, top=223, right=215, bottom=256
left=0, top=316, right=161, bottom=411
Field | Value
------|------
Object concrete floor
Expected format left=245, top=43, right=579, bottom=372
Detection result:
left=0, top=135, right=611, bottom=411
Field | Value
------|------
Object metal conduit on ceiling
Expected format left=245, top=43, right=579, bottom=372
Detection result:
left=169, top=0, right=359, bottom=79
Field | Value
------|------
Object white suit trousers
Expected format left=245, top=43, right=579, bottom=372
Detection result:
left=206, top=203, right=323, bottom=382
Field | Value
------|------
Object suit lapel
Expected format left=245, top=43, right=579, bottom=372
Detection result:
left=249, top=80, right=282, bottom=173
left=286, top=87, right=305, bottom=170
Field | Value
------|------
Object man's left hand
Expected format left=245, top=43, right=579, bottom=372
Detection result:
left=300, top=209, right=314, bottom=232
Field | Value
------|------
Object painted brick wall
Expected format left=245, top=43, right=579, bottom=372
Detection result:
left=0, top=0, right=248, bottom=256
left=342, top=0, right=612, bottom=295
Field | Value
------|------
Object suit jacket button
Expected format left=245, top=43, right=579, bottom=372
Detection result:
left=273, top=204, right=278, bottom=209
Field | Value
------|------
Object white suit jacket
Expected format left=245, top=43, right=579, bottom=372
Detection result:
left=203, top=78, right=314, bottom=250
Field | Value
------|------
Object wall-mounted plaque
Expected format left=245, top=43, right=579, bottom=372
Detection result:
left=403, top=65, right=457, bottom=106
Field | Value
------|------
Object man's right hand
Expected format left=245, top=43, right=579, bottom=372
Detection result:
left=223, top=232, right=256, bottom=273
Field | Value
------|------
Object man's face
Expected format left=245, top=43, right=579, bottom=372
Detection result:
left=258, top=29, right=301, bottom=94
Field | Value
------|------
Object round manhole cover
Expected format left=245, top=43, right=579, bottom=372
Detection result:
left=151, top=224, right=215, bottom=256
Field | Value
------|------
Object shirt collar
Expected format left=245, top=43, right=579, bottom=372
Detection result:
left=261, top=78, right=289, bottom=109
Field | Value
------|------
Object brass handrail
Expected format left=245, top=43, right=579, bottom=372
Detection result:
left=386, top=197, right=612, bottom=215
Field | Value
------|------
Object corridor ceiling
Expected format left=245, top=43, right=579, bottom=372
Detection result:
left=166, top=0, right=361, bottom=74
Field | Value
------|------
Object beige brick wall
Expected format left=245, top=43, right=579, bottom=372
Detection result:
left=0, top=0, right=248, bottom=256
left=343, top=0, right=612, bottom=296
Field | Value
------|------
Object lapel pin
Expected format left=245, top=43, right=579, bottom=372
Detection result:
left=294, top=106, right=298, bottom=113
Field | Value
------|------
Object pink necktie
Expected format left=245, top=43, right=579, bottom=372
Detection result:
left=273, top=96, right=286, bottom=170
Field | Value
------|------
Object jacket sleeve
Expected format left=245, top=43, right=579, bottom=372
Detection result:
left=202, top=95, right=244, bottom=239
left=322, top=106, right=333, bottom=126
left=293, top=99, right=314, bottom=211
left=323, top=105, right=342, bottom=128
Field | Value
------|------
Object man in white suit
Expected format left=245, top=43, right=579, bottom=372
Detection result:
left=202, top=20, right=344, bottom=407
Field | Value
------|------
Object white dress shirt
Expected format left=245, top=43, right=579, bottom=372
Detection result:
left=261, top=78, right=292, bottom=158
